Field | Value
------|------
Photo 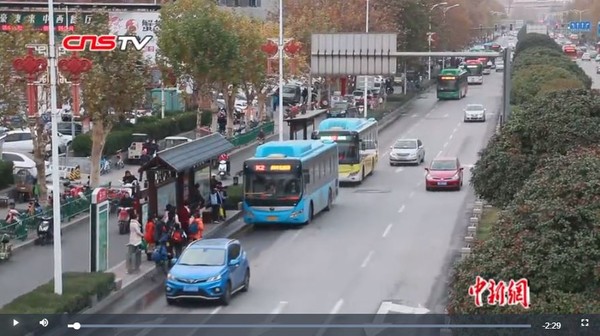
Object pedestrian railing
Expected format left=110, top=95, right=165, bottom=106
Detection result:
left=0, top=190, right=94, bottom=241
left=229, top=121, right=275, bottom=147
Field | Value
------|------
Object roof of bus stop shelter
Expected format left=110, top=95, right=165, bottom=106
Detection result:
left=284, top=109, right=328, bottom=140
left=140, top=133, right=234, bottom=173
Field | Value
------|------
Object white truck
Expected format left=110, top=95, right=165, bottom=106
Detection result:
left=526, top=24, right=548, bottom=35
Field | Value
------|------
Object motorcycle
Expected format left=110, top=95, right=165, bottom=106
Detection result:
left=114, top=154, right=125, bottom=170
left=0, top=234, right=12, bottom=261
left=218, top=160, right=228, bottom=180
left=34, top=216, right=54, bottom=246
left=118, top=207, right=131, bottom=235
left=100, top=157, right=111, bottom=175
left=257, top=137, right=265, bottom=145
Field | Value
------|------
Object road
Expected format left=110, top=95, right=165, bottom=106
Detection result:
left=576, top=59, right=600, bottom=89
left=74, top=70, right=504, bottom=326
left=0, top=117, right=315, bottom=308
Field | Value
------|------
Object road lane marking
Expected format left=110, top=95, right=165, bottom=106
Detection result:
left=330, top=299, right=344, bottom=314
left=443, top=142, right=448, bottom=148
left=452, top=127, right=458, bottom=133
left=456, top=122, right=461, bottom=127
left=382, top=224, right=393, bottom=238
left=271, top=301, right=288, bottom=314
left=417, top=181, right=423, bottom=186
left=448, top=134, right=453, bottom=140
left=361, top=251, right=374, bottom=268
left=443, top=113, right=449, bottom=118
left=210, top=307, right=222, bottom=315
left=412, top=114, right=418, bottom=118
left=436, top=150, right=442, bottom=158
left=382, top=150, right=390, bottom=157
left=425, top=112, right=431, bottom=117
left=395, top=167, right=404, bottom=173
left=409, top=191, right=415, bottom=198
left=398, top=204, right=405, bottom=213
left=290, top=230, right=302, bottom=242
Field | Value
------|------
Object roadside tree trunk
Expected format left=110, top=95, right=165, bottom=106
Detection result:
left=30, top=118, right=48, bottom=204
left=224, top=86, right=236, bottom=138
left=257, top=90, right=267, bottom=121
left=90, top=119, right=111, bottom=188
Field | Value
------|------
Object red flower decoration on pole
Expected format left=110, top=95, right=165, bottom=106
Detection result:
left=13, top=48, right=48, bottom=117
left=261, top=40, right=278, bottom=57
left=283, top=40, right=301, bottom=57
left=58, top=52, right=93, bottom=117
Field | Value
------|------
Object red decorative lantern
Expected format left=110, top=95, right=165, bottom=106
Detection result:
left=261, top=40, right=278, bottom=57
left=57, top=52, right=93, bottom=117
left=12, top=48, right=48, bottom=117
left=283, top=40, right=302, bottom=56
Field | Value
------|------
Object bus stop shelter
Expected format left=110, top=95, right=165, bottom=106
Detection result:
left=139, top=133, right=233, bottom=217
left=284, top=109, right=328, bottom=140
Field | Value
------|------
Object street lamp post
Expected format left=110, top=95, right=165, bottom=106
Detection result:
left=428, top=2, right=448, bottom=80
left=47, top=0, right=64, bottom=295
left=278, top=0, right=284, bottom=142
left=366, top=0, right=370, bottom=33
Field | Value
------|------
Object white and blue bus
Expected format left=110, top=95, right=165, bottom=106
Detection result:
left=243, top=140, right=339, bottom=226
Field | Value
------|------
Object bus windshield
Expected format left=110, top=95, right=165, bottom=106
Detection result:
left=437, top=78, right=457, bottom=90
left=244, top=172, right=302, bottom=206
left=465, top=66, right=482, bottom=75
left=336, top=140, right=360, bottom=164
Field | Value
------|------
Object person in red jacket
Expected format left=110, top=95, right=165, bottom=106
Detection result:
left=144, top=216, right=156, bottom=261
left=178, top=201, right=191, bottom=233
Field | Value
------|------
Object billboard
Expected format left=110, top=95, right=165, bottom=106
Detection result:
left=109, top=11, right=159, bottom=63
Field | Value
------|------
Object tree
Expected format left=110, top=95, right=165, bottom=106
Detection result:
left=512, top=47, right=591, bottom=88
left=514, top=33, right=562, bottom=58
left=471, top=90, right=600, bottom=207
left=0, top=26, right=66, bottom=204
left=449, top=145, right=600, bottom=315
left=158, top=0, right=241, bottom=131
left=74, top=13, right=148, bottom=187
left=511, top=65, right=584, bottom=105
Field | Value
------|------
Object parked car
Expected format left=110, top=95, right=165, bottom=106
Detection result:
left=281, top=85, right=302, bottom=106
left=56, top=122, right=83, bottom=136
left=1, top=151, right=51, bottom=177
left=4, top=129, right=71, bottom=154
left=327, top=102, right=359, bottom=118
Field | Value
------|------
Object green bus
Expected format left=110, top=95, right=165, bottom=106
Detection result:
left=436, top=69, right=468, bottom=100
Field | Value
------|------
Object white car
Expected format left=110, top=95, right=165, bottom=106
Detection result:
left=4, top=129, right=71, bottom=154
left=389, top=138, right=425, bottom=166
left=595, top=55, right=600, bottom=62
left=581, top=53, right=591, bottom=61
left=1, top=151, right=51, bottom=177
left=464, top=104, right=486, bottom=122
left=496, top=62, right=505, bottom=72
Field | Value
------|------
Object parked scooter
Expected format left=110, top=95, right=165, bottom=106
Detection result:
left=34, top=216, right=54, bottom=246
left=118, top=207, right=131, bottom=235
left=218, top=160, right=228, bottom=180
left=0, top=234, right=12, bottom=261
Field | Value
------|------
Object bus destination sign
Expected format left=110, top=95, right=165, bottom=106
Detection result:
left=254, top=164, right=292, bottom=172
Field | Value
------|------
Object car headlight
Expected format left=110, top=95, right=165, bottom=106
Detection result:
left=290, top=210, right=303, bottom=218
left=207, top=274, right=222, bottom=282
left=451, top=173, right=460, bottom=180
left=425, top=174, right=432, bottom=179
left=408, top=153, right=417, bottom=158
left=167, top=273, right=174, bottom=280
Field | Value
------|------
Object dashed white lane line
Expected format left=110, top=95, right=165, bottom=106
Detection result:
left=436, top=150, right=443, bottom=158
left=398, top=204, right=406, bottom=213
left=417, top=181, right=423, bottom=187
left=443, top=142, right=448, bottom=148
left=210, top=306, right=222, bottom=315
left=382, top=150, right=390, bottom=157
left=412, top=114, right=418, bottom=118
left=382, top=224, right=393, bottom=238
left=452, top=127, right=458, bottom=134
left=409, top=191, right=415, bottom=198
left=443, top=113, right=449, bottom=118
left=271, top=301, right=288, bottom=314
left=448, top=134, right=454, bottom=140
left=395, top=167, right=404, bottom=173
left=290, top=230, right=302, bottom=242
left=361, top=251, right=374, bottom=268
left=456, top=122, right=461, bottom=127
left=330, top=299, right=344, bottom=314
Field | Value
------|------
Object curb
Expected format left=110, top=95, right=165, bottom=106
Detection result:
left=82, top=210, right=245, bottom=314
left=10, top=136, right=270, bottom=254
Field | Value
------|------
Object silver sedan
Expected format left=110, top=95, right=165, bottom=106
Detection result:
left=389, top=138, right=425, bottom=166
left=463, top=104, right=486, bottom=122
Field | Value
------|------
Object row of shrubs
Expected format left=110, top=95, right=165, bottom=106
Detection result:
left=447, top=31, right=600, bottom=318
left=71, top=111, right=212, bottom=157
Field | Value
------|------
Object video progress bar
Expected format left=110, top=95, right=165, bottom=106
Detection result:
left=69, top=323, right=532, bottom=329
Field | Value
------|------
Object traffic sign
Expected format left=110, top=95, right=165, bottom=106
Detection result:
left=569, top=21, right=591, bottom=32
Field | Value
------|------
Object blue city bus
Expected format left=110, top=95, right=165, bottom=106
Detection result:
left=243, top=140, right=339, bottom=226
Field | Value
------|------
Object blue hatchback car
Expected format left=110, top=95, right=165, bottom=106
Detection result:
left=165, top=238, right=250, bottom=305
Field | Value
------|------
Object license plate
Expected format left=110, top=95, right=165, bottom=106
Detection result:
left=183, top=286, right=199, bottom=292
left=437, top=181, right=447, bottom=186
left=267, top=216, right=277, bottom=221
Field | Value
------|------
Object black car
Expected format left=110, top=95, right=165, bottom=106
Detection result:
left=57, top=122, right=83, bottom=136
left=281, top=85, right=302, bottom=106
left=327, top=102, right=358, bottom=118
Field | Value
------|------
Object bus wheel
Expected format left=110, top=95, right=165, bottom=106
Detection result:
left=325, top=189, right=333, bottom=211
left=361, top=168, right=365, bottom=182
left=306, top=203, right=314, bottom=224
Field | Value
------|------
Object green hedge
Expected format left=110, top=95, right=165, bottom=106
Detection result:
left=0, top=272, right=115, bottom=314
left=73, top=111, right=212, bottom=157
left=0, top=160, right=14, bottom=188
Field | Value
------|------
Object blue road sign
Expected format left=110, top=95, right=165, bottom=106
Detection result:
left=569, top=21, right=592, bottom=32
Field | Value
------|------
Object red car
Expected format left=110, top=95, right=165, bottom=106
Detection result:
left=425, top=157, right=464, bottom=191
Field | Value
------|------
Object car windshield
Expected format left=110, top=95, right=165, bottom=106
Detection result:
left=283, top=86, right=297, bottom=94
left=132, top=135, right=148, bottom=142
left=431, top=160, right=457, bottom=171
left=393, top=140, right=417, bottom=149
left=466, top=105, right=483, bottom=111
left=353, top=91, right=363, bottom=96
left=178, top=248, right=226, bottom=266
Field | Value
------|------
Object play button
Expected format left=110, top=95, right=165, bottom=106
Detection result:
left=12, top=319, right=19, bottom=327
